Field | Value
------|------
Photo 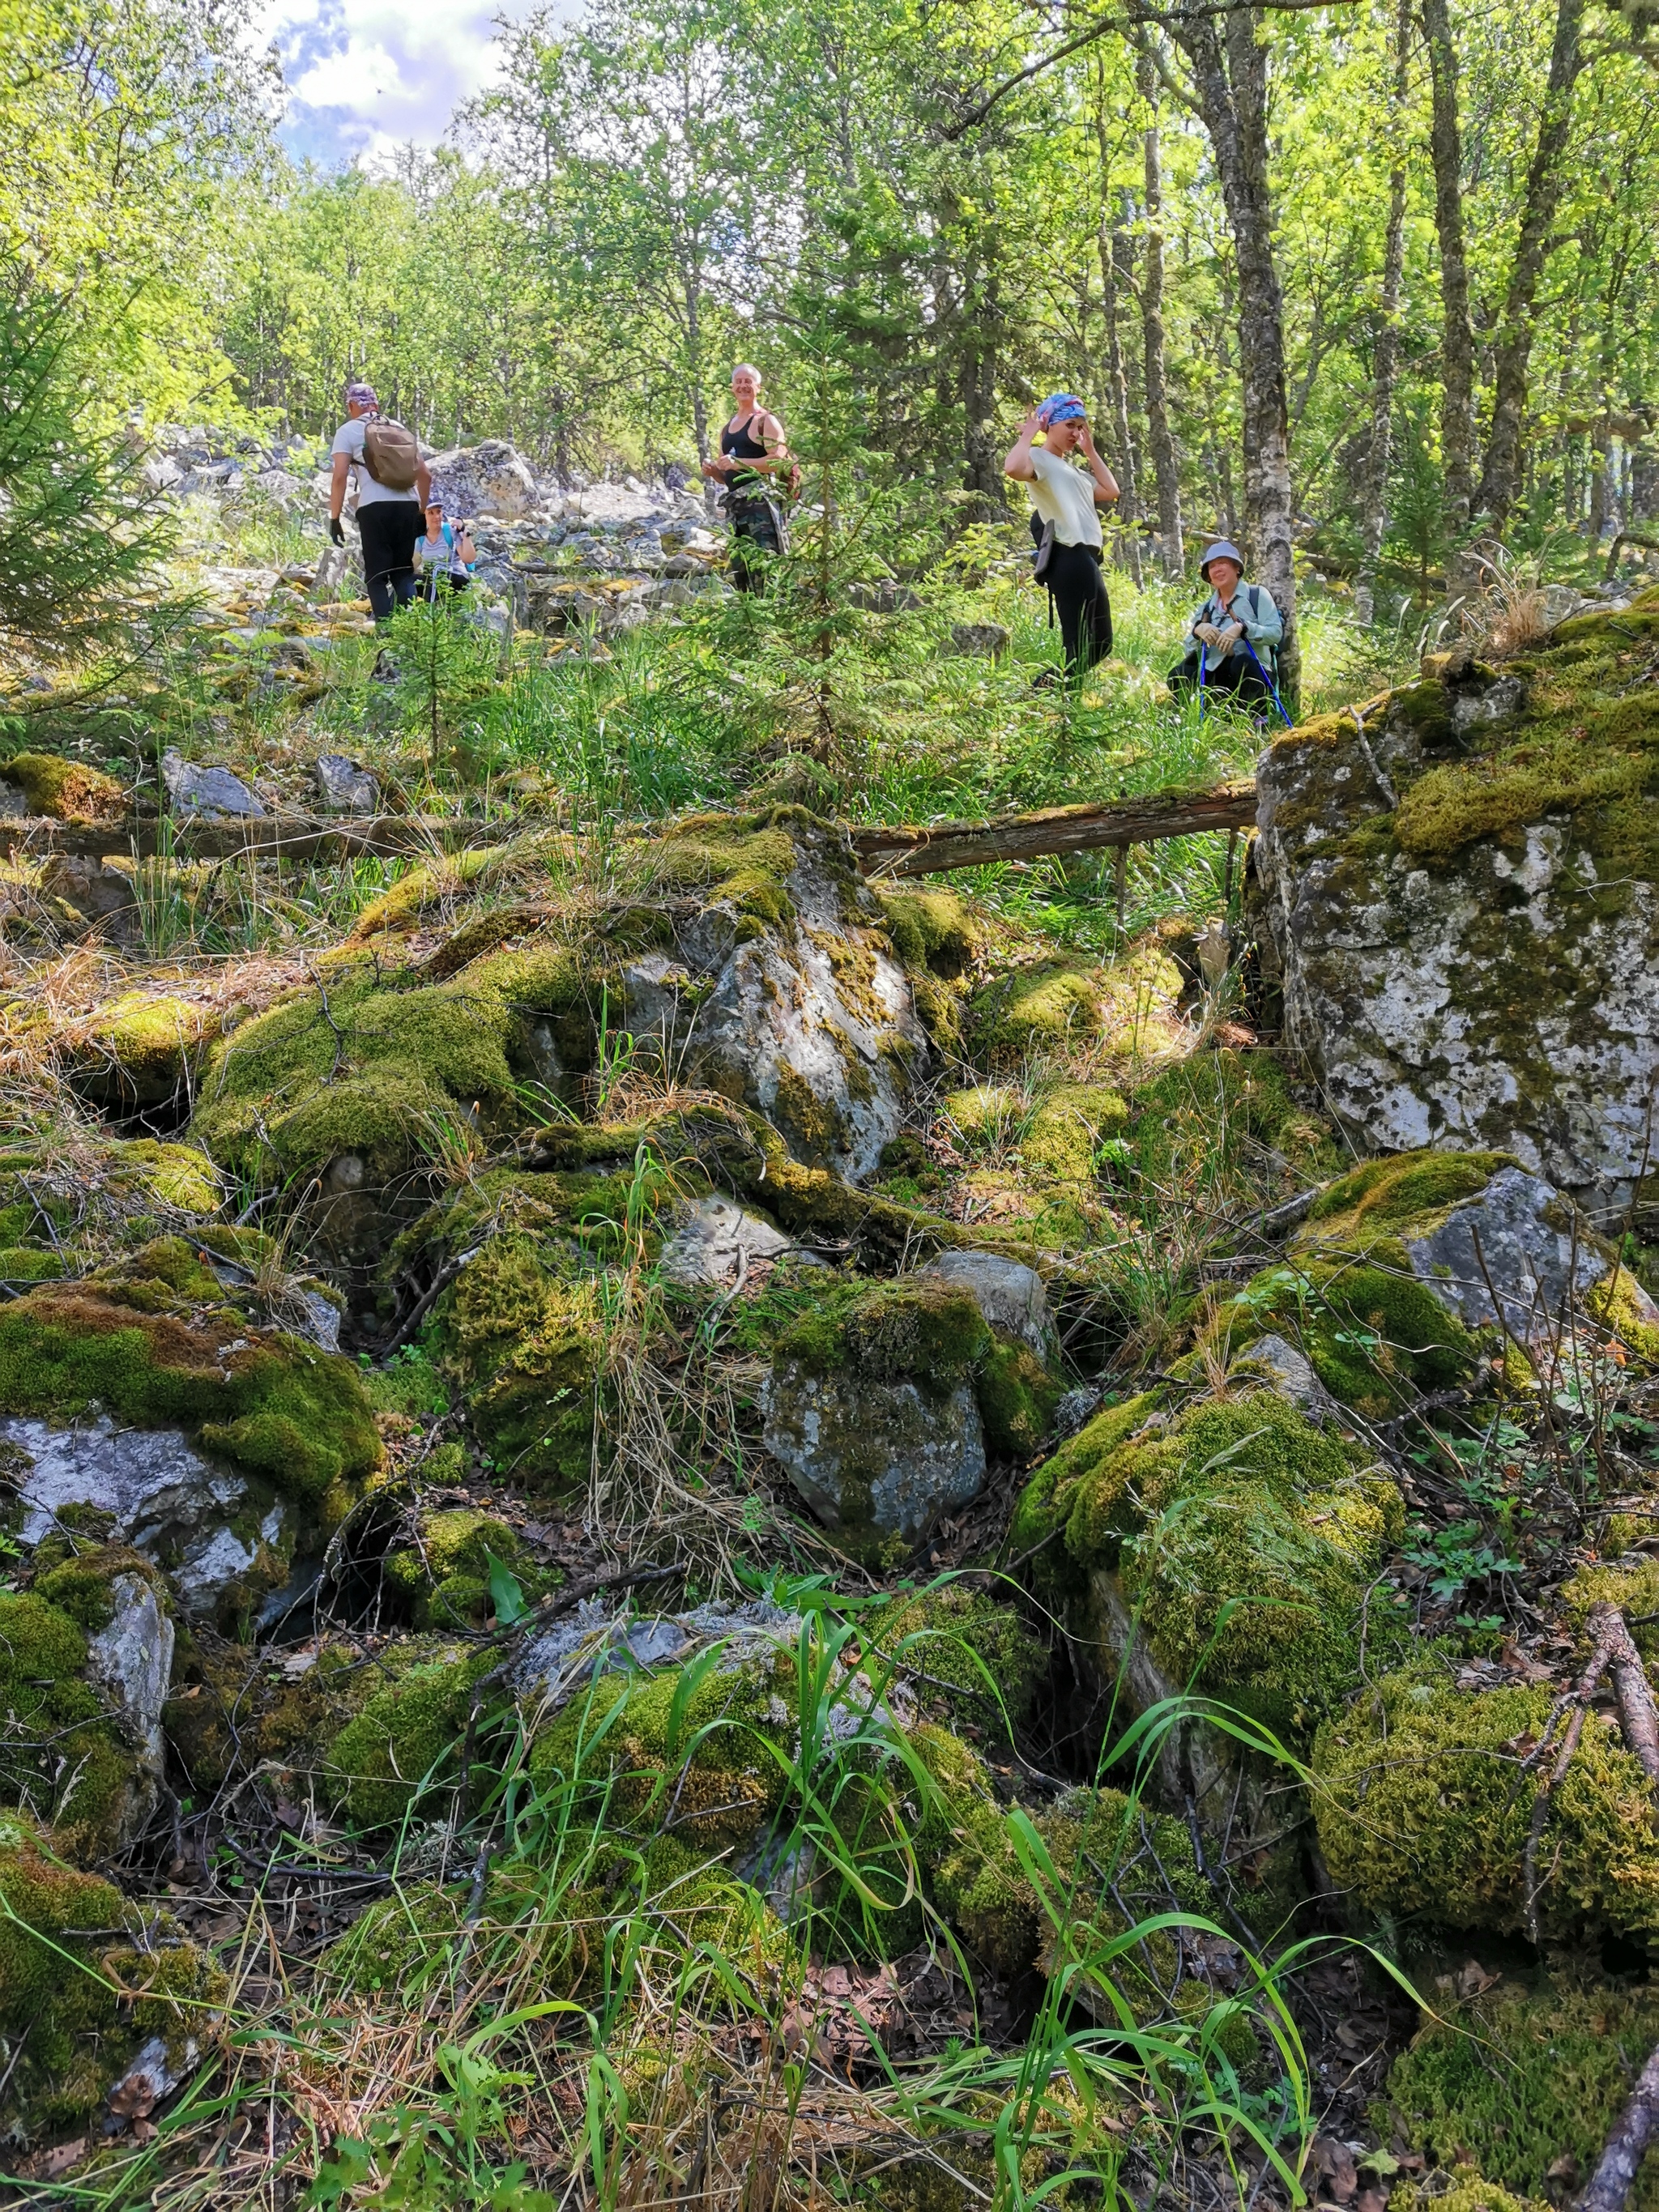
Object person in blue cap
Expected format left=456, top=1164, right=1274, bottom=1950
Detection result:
left=1004, top=394, right=1120, bottom=682
left=1169, top=539, right=1283, bottom=710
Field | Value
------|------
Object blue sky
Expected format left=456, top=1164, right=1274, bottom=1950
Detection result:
left=253, top=0, right=543, bottom=166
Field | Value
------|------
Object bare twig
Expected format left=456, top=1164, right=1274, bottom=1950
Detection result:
left=1580, top=2041, right=1659, bottom=2212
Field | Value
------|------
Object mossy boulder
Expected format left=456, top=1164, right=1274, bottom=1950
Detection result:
left=322, top=1642, right=498, bottom=1831
left=1, top=751, right=124, bottom=820
left=877, top=887, right=986, bottom=1051
left=938, top=1080, right=1129, bottom=1247
left=1203, top=1149, right=1654, bottom=1411
left=0, top=1812, right=220, bottom=2136
left=1384, top=1971, right=1659, bottom=2212
left=967, top=940, right=1183, bottom=1066
left=867, top=1583, right=1047, bottom=1742
left=761, top=1277, right=1003, bottom=1551
left=0, top=1588, right=147, bottom=1860
left=1312, top=1666, right=1659, bottom=1943
left=66, top=991, right=213, bottom=1112
left=1254, top=593, right=1659, bottom=1215
left=1013, top=1387, right=1404, bottom=1757
left=382, top=1507, right=557, bottom=1629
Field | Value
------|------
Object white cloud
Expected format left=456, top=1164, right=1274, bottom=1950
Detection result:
left=252, top=0, right=561, bottom=166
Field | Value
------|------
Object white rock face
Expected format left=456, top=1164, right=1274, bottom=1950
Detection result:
left=426, top=438, right=539, bottom=520
left=1254, top=660, right=1659, bottom=1224
left=6, top=1415, right=295, bottom=1623
left=85, top=1571, right=175, bottom=1842
left=623, top=823, right=929, bottom=1185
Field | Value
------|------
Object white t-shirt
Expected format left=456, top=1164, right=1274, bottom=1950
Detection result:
left=331, top=416, right=416, bottom=509
left=1027, top=444, right=1102, bottom=548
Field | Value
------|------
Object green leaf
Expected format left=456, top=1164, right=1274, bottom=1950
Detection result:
left=485, top=1549, right=531, bottom=1626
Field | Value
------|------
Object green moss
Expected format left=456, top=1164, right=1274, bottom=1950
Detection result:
left=1014, top=1390, right=1402, bottom=1740
left=3, top=751, right=123, bottom=820
left=1391, top=2171, right=1544, bottom=2212
left=977, top=1339, right=1063, bottom=1458
left=1305, top=1149, right=1520, bottom=1237
left=1312, top=1667, right=1659, bottom=1941
left=1586, top=1264, right=1659, bottom=1366
left=362, top=1345, right=450, bottom=1418
left=1125, top=1051, right=1337, bottom=1201
left=527, top=1655, right=798, bottom=1848
left=117, top=1139, right=222, bottom=1214
left=774, top=1276, right=992, bottom=1386
left=1022, top=1085, right=1128, bottom=1186
left=382, top=1508, right=557, bottom=1629
left=322, top=1643, right=494, bottom=1831
left=1385, top=1973, right=1659, bottom=2212
left=348, top=842, right=513, bottom=940
left=0, top=1814, right=133, bottom=2132
left=33, top=1541, right=163, bottom=1634
left=190, top=957, right=521, bottom=1183
left=866, top=1584, right=1046, bottom=1741
left=0, top=1592, right=136, bottom=1861
left=71, top=991, right=210, bottom=1108
left=877, top=889, right=983, bottom=979
left=0, top=1281, right=382, bottom=1508
left=969, top=955, right=1102, bottom=1060
left=647, top=818, right=800, bottom=932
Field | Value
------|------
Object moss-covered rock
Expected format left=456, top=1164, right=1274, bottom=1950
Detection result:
left=1384, top=1971, right=1659, bottom=2212
left=67, top=991, right=213, bottom=1112
left=967, top=940, right=1183, bottom=1065
left=866, top=1583, right=1047, bottom=1742
left=1388, top=2169, right=1546, bottom=2212
left=1013, top=1387, right=1403, bottom=1745
left=0, top=1275, right=381, bottom=1511
left=1253, top=591, right=1659, bottom=1214
left=0, top=1813, right=218, bottom=2137
left=322, top=1642, right=497, bottom=1831
left=1312, top=1666, right=1659, bottom=1942
left=2, top=751, right=124, bottom=821
left=382, top=1507, right=557, bottom=1629
left=0, top=1590, right=140, bottom=1860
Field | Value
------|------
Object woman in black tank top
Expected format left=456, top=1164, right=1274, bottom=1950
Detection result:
left=704, top=364, right=788, bottom=593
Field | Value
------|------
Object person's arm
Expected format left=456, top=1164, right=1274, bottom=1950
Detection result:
left=329, top=451, right=350, bottom=522
left=457, top=525, right=476, bottom=568
left=1239, top=586, right=1283, bottom=650
left=1078, top=423, right=1120, bottom=507
left=1003, top=411, right=1043, bottom=482
left=416, top=457, right=432, bottom=509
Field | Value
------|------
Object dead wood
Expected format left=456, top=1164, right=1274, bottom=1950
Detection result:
left=1580, top=2039, right=1659, bottom=2212
left=847, top=782, right=1257, bottom=879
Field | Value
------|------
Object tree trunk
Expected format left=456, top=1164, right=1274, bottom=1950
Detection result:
left=1173, top=4, right=1299, bottom=705
left=1472, top=0, right=1586, bottom=541
left=1099, top=212, right=1144, bottom=583
left=1421, top=0, right=1477, bottom=568
left=1355, top=0, right=1410, bottom=627
left=1137, top=47, right=1184, bottom=579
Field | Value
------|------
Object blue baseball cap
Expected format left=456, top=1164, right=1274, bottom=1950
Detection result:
left=1038, top=392, right=1087, bottom=428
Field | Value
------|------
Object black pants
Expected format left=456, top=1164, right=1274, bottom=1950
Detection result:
left=1168, top=646, right=1273, bottom=707
left=1047, top=541, right=1112, bottom=675
left=357, top=500, right=423, bottom=620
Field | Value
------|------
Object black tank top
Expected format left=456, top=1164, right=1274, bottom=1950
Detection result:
left=721, top=412, right=770, bottom=460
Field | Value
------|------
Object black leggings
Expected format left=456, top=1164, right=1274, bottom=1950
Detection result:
left=1043, top=539, right=1112, bottom=676
left=356, top=500, right=423, bottom=620
left=1168, top=646, right=1273, bottom=707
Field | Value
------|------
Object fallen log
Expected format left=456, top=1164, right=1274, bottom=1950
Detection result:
left=0, top=812, right=518, bottom=863
left=1580, top=2041, right=1659, bottom=2212
left=847, top=781, right=1257, bottom=880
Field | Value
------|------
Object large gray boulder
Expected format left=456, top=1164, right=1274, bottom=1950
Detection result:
left=761, top=1367, right=986, bottom=1543
left=426, top=439, right=539, bottom=521
left=621, top=822, right=930, bottom=1184
left=1253, top=632, right=1659, bottom=1225
left=8, top=1416, right=301, bottom=1626
left=917, top=1251, right=1053, bottom=1358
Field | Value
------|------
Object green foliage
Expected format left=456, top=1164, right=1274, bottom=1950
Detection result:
left=1384, top=1974, right=1659, bottom=2212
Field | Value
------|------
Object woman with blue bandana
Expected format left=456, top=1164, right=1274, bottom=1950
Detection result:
left=1003, top=394, right=1120, bottom=682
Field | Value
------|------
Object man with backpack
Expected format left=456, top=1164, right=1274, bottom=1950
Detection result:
left=1168, top=539, right=1284, bottom=711
left=327, top=381, right=431, bottom=623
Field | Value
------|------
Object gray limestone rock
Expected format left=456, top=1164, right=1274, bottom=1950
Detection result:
left=107, top=2034, right=198, bottom=2120
left=313, top=752, right=379, bottom=813
left=949, top=621, right=1011, bottom=658
left=916, top=1250, right=1053, bottom=1358
left=427, top=438, right=539, bottom=521
left=1226, top=1333, right=1341, bottom=1424
left=659, top=1195, right=794, bottom=1289
left=161, top=749, right=266, bottom=820
left=1399, top=1162, right=1654, bottom=1346
left=6, top=1416, right=293, bottom=1624
left=1253, top=662, right=1659, bottom=1221
left=85, top=1571, right=174, bottom=1842
left=761, top=1366, right=986, bottom=1541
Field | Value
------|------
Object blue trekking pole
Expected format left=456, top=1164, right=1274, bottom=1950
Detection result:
left=1196, top=638, right=1207, bottom=720
left=1242, top=633, right=1294, bottom=728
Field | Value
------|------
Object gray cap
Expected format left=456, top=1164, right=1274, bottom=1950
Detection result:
left=1199, top=538, right=1244, bottom=579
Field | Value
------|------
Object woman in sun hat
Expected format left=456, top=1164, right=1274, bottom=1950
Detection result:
left=1003, top=393, right=1120, bottom=682
left=1168, top=537, right=1283, bottom=709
